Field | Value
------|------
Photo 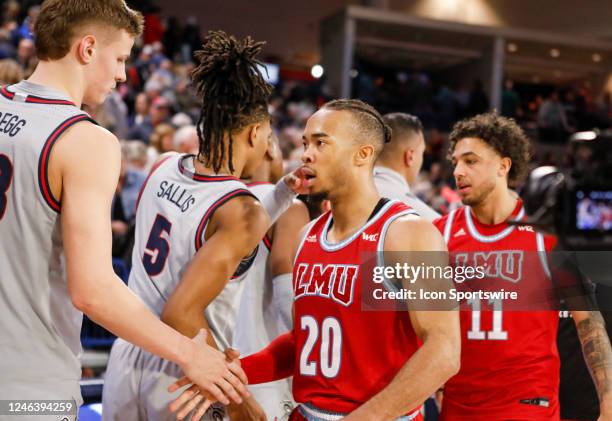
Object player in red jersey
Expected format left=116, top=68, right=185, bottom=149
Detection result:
left=433, top=113, right=612, bottom=420
left=169, top=99, right=461, bottom=421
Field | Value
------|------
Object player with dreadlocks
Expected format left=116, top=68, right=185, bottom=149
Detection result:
left=102, top=31, right=308, bottom=421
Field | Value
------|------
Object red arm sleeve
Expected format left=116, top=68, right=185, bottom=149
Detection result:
left=241, top=331, right=296, bottom=384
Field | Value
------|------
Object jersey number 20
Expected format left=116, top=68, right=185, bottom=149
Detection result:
left=0, top=155, right=13, bottom=221
left=143, top=214, right=172, bottom=276
left=300, top=316, right=342, bottom=378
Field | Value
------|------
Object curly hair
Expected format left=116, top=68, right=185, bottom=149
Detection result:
left=191, top=30, right=273, bottom=173
left=448, top=112, right=533, bottom=184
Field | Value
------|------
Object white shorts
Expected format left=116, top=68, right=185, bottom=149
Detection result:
left=248, top=380, right=295, bottom=421
left=102, top=338, right=229, bottom=421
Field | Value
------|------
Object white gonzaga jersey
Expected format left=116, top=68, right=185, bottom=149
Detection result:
left=233, top=182, right=295, bottom=421
left=0, top=81, right=95, bottom=399
left=129, top=153, right=257, bottom=349
left=233, top=182, right=278, bottom=355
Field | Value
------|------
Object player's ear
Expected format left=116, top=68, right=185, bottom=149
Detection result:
left=77, top=34, right=97, bottom=64
left=355, top=144, right=375, bottom=167
left=404, top=148, right=415, bottom=168
left=499, top=157, right=512, bottom=178
left=261, top=137, right=274, bottom=161
left=247, top=123, right=259, bottom=148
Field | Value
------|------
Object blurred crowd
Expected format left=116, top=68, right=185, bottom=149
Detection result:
left=2, top=0, right=612, bottom=265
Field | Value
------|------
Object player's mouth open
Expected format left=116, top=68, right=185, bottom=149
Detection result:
left=302, top=167, right=317, bottom=181
left=457, top=183, right=471, bottom=193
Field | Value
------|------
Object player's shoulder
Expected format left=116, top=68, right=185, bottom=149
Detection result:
left=385, top=209, right=446, bottom=252
left=53, top=121, right=120, bottom=170
left=61, top=120, right=119, bottom=151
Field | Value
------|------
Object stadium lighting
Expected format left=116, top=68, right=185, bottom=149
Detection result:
left=311, top=64, right=324, bottom=79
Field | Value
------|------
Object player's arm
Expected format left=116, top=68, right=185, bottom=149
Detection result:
left=237, top=221, right=312, bottom=384
left=344, top=217, right=461, bottom=421
left=56, top=123, right=247, bottom=405
left=160, top=195, right=270, bottom=340
left=260, top=168, right=311, bottom=223
left=167, top=222, right=309, bottom=420
left=268, top=199, right=310, bottom=331
left=571, top=310, right=612, bottom=419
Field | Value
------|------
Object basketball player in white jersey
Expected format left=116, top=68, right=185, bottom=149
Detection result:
left=374, top=113, right=440, bottom=221
left=102, top=31, right=309, bottom=421
left=235, top=136, right=310, bottom=420
left=0, top=2, right=249, bottom=419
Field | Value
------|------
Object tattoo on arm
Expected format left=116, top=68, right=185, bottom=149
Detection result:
left=576, top=311, right=612, bottom=402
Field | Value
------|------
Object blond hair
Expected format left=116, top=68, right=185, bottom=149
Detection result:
left=35, top=0, right=143, bottom=61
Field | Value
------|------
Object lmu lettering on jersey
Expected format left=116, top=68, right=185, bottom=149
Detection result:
left=294, top=263, right=358, bottom=306
left=455, top=250, right=524, bottom=283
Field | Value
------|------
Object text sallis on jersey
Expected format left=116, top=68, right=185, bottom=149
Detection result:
left=157, top=180, right=195, bottom=212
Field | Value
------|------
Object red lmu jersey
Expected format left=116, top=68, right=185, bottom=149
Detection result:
left=434, top=200, right=559, bottom=421
left=292, top=200, right=422, bottom=417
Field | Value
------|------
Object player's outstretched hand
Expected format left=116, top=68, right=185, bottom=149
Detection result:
left=169, top=344, right=251, bottom=420
left=227, top=395, right=268, bottom=421
left=283, top=167, right=313, bottom=195
left=167, top=379, right=214, bottom=421
left=179, top=329, right=250, bottom=406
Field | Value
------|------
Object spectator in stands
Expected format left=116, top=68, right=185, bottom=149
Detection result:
left=112, top=144, right=147, bottom=258
left=468, top=79, right=489, bottom=116
left=99, top=91, right=130, bottom=139
left=501, top=79, right=520, bottom=119
left=16, top=37, right=35, bottom=72
left=123, top=140, right=149, bottom=171
left=129, top=96, right=171, bottom=142
left=538, top=90, right=573, bottom=142
left=0, top=58, right=22, bottom=84
left=172, top=124, right=199, bottom=154
left=148, top=122, right=176, bottom=162
left=14, top=4, right=38, bottom=41
left=130, top=92, right=150, bottom=128
left=374, top=112, right=440, bottom=221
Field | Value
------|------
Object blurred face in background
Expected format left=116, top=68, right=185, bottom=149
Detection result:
left=160, top=132, right=174, bottom=153
left=150, top=101, right=170, bottom=125
left=135, top=93, right=149, bottom=116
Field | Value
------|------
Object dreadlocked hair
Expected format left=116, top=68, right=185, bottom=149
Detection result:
left=192, top=30, right=273, bottom=173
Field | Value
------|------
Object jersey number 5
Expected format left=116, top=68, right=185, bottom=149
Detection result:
left=0, top=154, right=13, bottom=221
left=142, top=214, right=172, bottom=276
left=300, top=316, right=342, bottom=378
